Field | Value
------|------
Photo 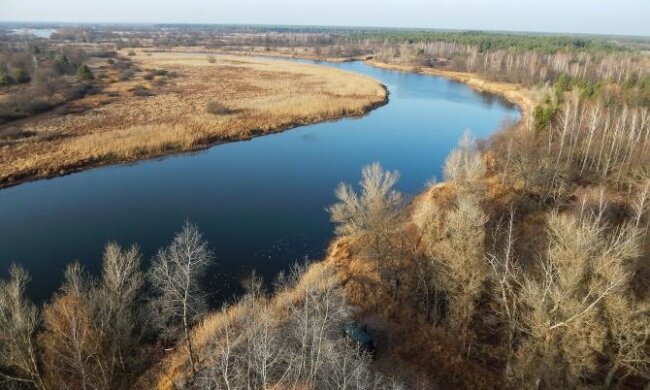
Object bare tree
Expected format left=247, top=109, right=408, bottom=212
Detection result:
left=94, top=242, right=144, bottom=387
left=149, top=222, right=213, bottom=375
left=286, top=272, right=347, bottom=387
left=444, top=131, right=486, bottom=195
left=329, top=162, right=402, bottom=241
left=515, top=211, right=645, bottom=388
left=199, top=305, right=239, bottom=390
left=412, top=199, right=447, bottom=324
left=632, top=180, right=650, bottom=230
left=485, top=207, right=522, bottom=377
left=40, top=263, right=106, bottom=390
left=328, top=162, right=404, bottom=293
left=422, top=193, right=489, bottom=353
left=0, top=265, right=46, bottom=390
left=603, top=296, right=650, bottom=388
left=194, top=264, right=403, bottom=390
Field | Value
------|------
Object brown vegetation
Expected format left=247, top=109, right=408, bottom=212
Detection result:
left=2, top=27, right=650, bottom=389
left=152, top=262, right=403, bottom=390
left=0, top=51, right=386, bottom=188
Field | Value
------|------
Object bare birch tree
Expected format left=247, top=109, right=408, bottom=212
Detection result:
left=444, top=130, right=486, bottom=195
left=434, top=194, right=489, bottom=353
left=195, top=265, right=403, bottom=390
left=40, top=263, right=106, bottom=390
left=94, top=242, right=144, bottom=387
left=329, top=162, right=404, bottom=293
left=149, top=222, right=213, bottom=375
left=515, top=210, right=646, bottom=388
left=0, top=265, right=46, bottom=390
left=485, top=208, right=522, bottom=377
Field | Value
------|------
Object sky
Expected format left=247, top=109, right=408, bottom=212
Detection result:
left=2, top=0, right=649, bottom=37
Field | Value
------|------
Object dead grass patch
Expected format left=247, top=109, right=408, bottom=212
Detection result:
left=0, top=53, right=387, bottom=187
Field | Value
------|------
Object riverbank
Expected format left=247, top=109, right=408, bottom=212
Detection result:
left=151, top=56, right=531, bottom=389
left=122, top=47, right=535, bottom=122
left=0, top=53, right=387, bottom=189
left=363, top=59, right=536, bottom=122
left=186, top=48, right=536, bottom=120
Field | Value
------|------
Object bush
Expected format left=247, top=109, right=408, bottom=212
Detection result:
left=88, top=50, right=116, bottom=58
left=534, top=103, right=559, bottom=130
left=0, top=94, right=54, bottom=121
left=54, top=54, right=71, bottom=74
left=206, top=100, right=232, bottom=115
left=76, top=64, right=94, bottom=81
left=0, top=128, right=37, bottom=141
left=0, top=71, right=14, bottom=86
left=32, top=70, right=58, bottom=97
left=118, top=69, right=135, bottom=81
left=553, top=73, right=572, bottom=93
left=11, top=68, right=31, bottom=83
left=132, top=85, right=152, bottom=97
left=207, top=55, right=216, bottom=63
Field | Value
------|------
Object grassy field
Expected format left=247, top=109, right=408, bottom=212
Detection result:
left=0, top=52, right=387, bottom=187
left=157, top=46, right=537, bottom=116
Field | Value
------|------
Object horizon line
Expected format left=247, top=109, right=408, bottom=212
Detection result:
left=1, top=20, right=649, bottom=39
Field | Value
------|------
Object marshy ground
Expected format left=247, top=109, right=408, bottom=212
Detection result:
left=0, top=51, right=386, bottom=187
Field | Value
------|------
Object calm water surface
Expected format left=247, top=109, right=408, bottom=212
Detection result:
left=10, top=28, right=56, bottom=38
left=0, top=60, right=519, bottom=303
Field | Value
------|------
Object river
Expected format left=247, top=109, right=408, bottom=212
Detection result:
left=0, top=60, right=519, bottom=303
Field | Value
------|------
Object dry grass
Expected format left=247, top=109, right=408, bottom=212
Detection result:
left=0, top=52, right=387, bottom=187
left=143, top=45, right=362, bottom=63
left=150, top=228, right=507, bottom=389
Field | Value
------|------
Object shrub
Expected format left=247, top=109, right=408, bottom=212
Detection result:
left=118, top=69, right=135, bottom=81
left=553, top=73, right=572, bottom=93
left=0, top=94, right=54, bottom=121
left=206, top=100, right=232, bottom=115
left=11, top=68, right=31, bottom=83
left=207, top=55, right=216, bottom=63
left=88, top=50, right=116, bottom=58
left=32, top=70, right=58, bottom=97
left=0, top=128, right=37, bottom=141
left=76, top=64, right=94, bottom=81
left=132, top=85, right=152, bottom=97
left=534, top=104, right=558, bottom=130
left=53, top=54, right=71, bottom=74
left=0, top=71, right=14, bottom=86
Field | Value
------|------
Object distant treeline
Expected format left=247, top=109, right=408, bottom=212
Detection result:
left=350, top=30, right=629, bottom=53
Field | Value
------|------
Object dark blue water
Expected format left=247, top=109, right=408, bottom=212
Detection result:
left=0, top=60, right=518, bottom=303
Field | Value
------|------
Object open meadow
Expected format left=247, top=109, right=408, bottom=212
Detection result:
left=0, top=51, right=386, bottom=187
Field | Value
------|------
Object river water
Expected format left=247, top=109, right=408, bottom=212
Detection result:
left=0, top=60, right=519, bottom=303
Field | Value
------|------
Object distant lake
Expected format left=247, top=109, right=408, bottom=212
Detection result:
left=0, top=59, right=519, bottom=303
left=10, top=28, right=56, bottom=38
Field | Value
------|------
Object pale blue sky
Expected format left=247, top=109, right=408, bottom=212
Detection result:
left=2, top=0, right=648, bottom=36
